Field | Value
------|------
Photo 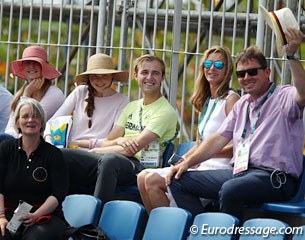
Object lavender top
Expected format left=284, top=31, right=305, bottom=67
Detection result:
left=218, top=84, right=304, bottom=178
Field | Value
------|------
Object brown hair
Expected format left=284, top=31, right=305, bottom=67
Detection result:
left=235, top=46, right=267, bottom=69
left=190, top=46, right=233, bottom=112
left=84, top=79, right=95, bottom=128
left=11, top=80, right=52, bottom=112
left=134, top=54, right=165, bottom=76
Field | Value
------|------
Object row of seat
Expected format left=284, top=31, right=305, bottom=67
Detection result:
left=62, top=195, right=305, bottom=239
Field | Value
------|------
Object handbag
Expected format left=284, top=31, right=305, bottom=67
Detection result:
left=64, top=224, right=109, bottom=240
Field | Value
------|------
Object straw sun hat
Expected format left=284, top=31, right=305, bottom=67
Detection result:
left=259, top=5, right=300, bottom=57
left=10, top=46, right=61, bottom=80
left=75, top=53, right=129, bottom=84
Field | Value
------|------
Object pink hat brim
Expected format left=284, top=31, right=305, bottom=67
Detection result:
left=10, top=57, right=61, bottom=80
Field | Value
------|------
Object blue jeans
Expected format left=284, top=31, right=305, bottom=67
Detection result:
left=169, top=168, right=296, bottom=219
left=0, top=133, right=15, bottom=143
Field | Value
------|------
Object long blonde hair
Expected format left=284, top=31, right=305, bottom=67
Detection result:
left=190, top=46, right=233, bottom=112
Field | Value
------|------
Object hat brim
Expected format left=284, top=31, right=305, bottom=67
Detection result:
left=75, top=69, right=129, bottom=84
left=10, top=57, right=61, bottom=80
left=260, top=5, right=299, bottom=57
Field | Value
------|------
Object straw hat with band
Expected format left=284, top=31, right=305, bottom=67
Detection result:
left=75, top=53, right=129, bottom=85
left=10, top=46, right=61, bottom=80
left=260, top=5, right=299, bottom=57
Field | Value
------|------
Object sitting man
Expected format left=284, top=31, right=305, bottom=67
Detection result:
left=62, top=54, right=177, bottom=207
left=166, top=28, right=305, bottom=220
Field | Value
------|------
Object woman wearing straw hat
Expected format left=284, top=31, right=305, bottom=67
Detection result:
left=1, top=46, right=65, bottom=141
left=44, top=53, right=129, bottom=150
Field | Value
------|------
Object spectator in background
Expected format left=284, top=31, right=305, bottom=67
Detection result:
left=44, top=53, right=129, bottom=150
left=137, top=46, right=240, bottom=214
left=0, top=86, right=13, bottom=133
left=61, top=55, right=178, bottom=207
left=167, top=28, right=305, bottom=220
left=2, top=46, right=64, bottom=141
left=0, top=98, right=68, bottom=240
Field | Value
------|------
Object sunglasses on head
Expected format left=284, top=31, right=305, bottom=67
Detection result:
left=203, top=60, right=224, bottom=70
left=236, top=67, right=265, bottom=78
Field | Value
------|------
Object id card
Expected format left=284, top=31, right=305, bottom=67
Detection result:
left=233, top=141, right=250, bottom=175
left=6, top=201, right=33, bottom=234
left=140, top=141, right=160, bottom=168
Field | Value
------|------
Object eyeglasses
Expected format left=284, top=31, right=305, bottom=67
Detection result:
left=236, top=67, right=265, bottom=78
left=203, top=60, right=224, bottom=70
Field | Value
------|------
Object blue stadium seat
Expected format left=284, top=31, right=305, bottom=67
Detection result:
left=239, top=218, right=289, bottom=240
left=176, top=141, right=196, bottom=156
left=257, top=156, right=305, bottom=216
left=142, top=207, right=192, bottom=240
left=99, top=200, right=145, bottom=240
left=189, top=212, right=239, bottom=240
left=62, top=194, right=102, bottom=228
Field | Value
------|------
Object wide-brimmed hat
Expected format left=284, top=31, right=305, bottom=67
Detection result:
left=10, top=46, right=61, bottom=80
left=260, top=5, right=299, bottom=57
left=75, top=53, right=129, bottom=84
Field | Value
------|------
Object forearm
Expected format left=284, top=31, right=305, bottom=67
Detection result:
left=90, top=145, right=134, bottom=157
left=213, top=144, right=234, bottom=158
left=289, top=59, right=305, bottom=106
left=0, top=194, right=5, bottom=215
left=33, top=196, right=58, bottom=217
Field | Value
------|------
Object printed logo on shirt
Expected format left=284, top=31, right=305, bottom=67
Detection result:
left=127, top=114, right=133, bottom=120
left=125, top=122, right=144, bottom=132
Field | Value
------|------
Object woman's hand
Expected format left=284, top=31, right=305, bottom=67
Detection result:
left=116, top=137, right=139, bottom=153
left=0, top=217, right=8, bottom=236
left=20, top=212, right=38, bottom=227
left=23, top=77, right=45, bottom=97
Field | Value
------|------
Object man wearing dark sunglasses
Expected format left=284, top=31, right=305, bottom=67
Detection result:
left=167, top=27, right=305, bottom=220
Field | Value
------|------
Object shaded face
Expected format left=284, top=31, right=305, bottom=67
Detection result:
left=203, top=53, right=226, bottom=87
left=16, top=104, right=42, bottom=136
left=88, top=74, right=113, bottom=93
left=134, top=60, right=164, bottom=95
left=22, top=60, right=42, bottom=81
left=236, top=59, right=270, bottom=100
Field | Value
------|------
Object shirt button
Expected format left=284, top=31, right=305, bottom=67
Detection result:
left=26, top=166, right=29, bottom=169
left=29, top=159, right=31, bottom=162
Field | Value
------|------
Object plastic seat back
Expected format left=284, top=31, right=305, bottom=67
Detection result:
left=239, top=218, right=288, bottom=240
left=62, top=194, right=102, bottom=228
left=142, top=207, right=192, bottom=240
left=176, top=141, right=196, bottom=156
left=189, top=212, right=239, bottom=240
left=292, top=225, right=305, bottom=240
left=98, top=200, right=145, bottom=240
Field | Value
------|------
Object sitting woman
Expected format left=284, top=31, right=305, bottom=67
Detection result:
left=137, top=46, right=240, bottom=213
left=44, top=53, right=129, bottom=150
left=1, top=45, right=64, bottom=142
left=0, top=98, right=69, bottom=240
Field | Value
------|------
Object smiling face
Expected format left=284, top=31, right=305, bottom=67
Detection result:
left=236, top=59, right=271, bottom=100
left=134, top=60, right=164, bottom=95
left=22, top=60, right=42, bottom=81
left=203, top=52, right=226, bottom=87
left=16, top=104, right=42, bottom=136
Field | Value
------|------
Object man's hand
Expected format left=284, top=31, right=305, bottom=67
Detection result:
left=0, top=217, right=8, bottom=236
left=285, top=28, right=304, bottom=56
left=166, top=160, right=189, bottom=186
left=116, top=138, right=140, bottom=154
left=23, top=77, right=44, bottom=97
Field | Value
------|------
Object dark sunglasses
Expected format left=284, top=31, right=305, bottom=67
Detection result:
left=203, top=60, right=224, bottom=70
left=236, top=67, right=265, bottom=78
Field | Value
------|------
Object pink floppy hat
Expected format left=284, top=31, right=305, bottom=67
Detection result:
left=10, top=46, right=62, bottom=80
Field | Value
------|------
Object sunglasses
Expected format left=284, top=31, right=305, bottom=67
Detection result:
left=203, top=60, right=224, bottom=70
left=236, top=67, right=265, bottom=78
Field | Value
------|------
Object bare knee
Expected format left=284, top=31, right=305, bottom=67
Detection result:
left=145, top=172, right=166, bottom=192
left=137, top=171, right=149, bottom=189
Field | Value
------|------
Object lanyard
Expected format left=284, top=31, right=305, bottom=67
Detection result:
left=139, top=104, right=144, bottom=132
left=198, top=97, right=218, bottom=140
left=241, top=83, right=276, bottom=139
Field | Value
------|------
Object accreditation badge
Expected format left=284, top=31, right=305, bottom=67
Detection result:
left=140, top=141, right=160, bottom=168
left=233, top=140, right=250, bottom=175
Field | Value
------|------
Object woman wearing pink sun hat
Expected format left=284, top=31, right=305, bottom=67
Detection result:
left=1, top=46, right=65, bottom=141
